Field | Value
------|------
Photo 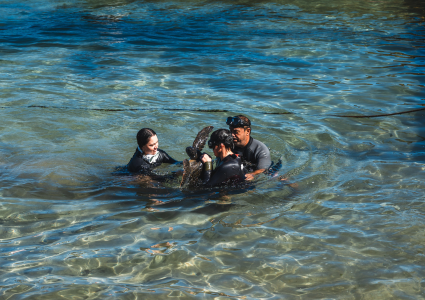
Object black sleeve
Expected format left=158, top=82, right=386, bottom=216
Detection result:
left=158, top=150, right=179, bottom=164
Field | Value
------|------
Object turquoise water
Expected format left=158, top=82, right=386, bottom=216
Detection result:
left=1, top=0, right=425, bottom=299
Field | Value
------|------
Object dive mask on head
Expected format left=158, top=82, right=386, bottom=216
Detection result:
left=226, top=116, right=250, bottom=127
left=208, top=139, right=215, bottom=149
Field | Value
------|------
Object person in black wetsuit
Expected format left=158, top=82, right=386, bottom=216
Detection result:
left=200, top=129, right=245, bottom=187
left=226, top=115, right=271, bottom=180
left=127, top=128, right=178, bottom=173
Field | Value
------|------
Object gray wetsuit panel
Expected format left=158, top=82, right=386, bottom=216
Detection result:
left=233, top=137, right=271, bottom=171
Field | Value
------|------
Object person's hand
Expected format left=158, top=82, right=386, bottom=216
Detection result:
left=200, top=153, right=211, bottom=163
left=245, top=169, right=265, bottom=181
left=245, top=173, right=255, bottom=181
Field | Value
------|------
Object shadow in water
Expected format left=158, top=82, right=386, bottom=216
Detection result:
left=404, top=0, right=425, bottom=17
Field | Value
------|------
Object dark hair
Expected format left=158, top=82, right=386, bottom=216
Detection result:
left=137, top=128, right=156, bottom=147
left=209, top=129, right=234, bottom=150
left=236, top=115, right=251, bottom=128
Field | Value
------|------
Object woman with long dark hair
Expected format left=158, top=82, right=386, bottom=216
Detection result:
left=127, top=128, right=178, bottom=173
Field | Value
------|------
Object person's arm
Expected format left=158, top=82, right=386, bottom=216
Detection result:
left=200, top=154, right=213, bottom=184
left=245, top=169, right=265, bottom=181
left=159, top=150, right=180, bottom=164
left=245, top=143, right=271, bottom=180
left=200, top=153, right=224, bottom=187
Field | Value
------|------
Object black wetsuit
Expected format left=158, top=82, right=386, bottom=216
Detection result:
left=202, top=154, right=245, bottom=187
left=127, top=148, right=178, bottom=173
left=233, top=137, right=271, bottom=172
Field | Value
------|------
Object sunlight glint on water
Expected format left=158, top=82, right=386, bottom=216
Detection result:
left=0, top=0, right=425, bottom=299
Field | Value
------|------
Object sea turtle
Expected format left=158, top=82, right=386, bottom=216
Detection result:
left=180, top=126, right=214, bottom=188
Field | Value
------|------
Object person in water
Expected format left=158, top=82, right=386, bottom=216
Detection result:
left=127, top=128, right=178, bottom=173
left=226, top=115, right=271, bottom=180
left=200, top=129, right=245, bottom=187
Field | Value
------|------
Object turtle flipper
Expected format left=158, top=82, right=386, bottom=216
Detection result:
left=186, top=146, right=197, bottom=160
left=181, top=159, right=204, bottom=188
left=192, top=126, right=214, bottom=152
left=181, top=126, right=214, bottom=188
left=190, top=161, right=203, bottom=186
left=180, top=159, right=191, bottom=187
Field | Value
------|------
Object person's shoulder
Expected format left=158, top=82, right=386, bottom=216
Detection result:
left=130, top=147, right=142, bottom=158
left=158, top=148, right=175, bottom=155
left=233, top=153, right=243, bottom=162
left=251, top=138, right=268, bottom=149
left=223, top=154, right=242, bottom=165
left=128, top=148, right=144, bottom=172
left=157, top=149, right=178, bottom=163
left=234, top=155, right=244, bottom=168
left=251, top=138, right=270, bottom=160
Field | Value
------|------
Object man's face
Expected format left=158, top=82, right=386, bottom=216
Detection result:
left=229, top=126, right=250, bottom=148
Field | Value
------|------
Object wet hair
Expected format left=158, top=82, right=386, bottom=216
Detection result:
left=235, top=115, right=251, bottom=128
left=209, top=129, right=234, bottom=150
left=136, top=128, right=156, bottom=147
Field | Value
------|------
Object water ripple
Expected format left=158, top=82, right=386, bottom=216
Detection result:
left=0, top=0, right=425, bottom=299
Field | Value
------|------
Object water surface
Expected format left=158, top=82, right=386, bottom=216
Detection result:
left=1, top=0, right=425, bottom=299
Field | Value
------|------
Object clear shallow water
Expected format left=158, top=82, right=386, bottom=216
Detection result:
left=1, top=0, right=425, bottom=299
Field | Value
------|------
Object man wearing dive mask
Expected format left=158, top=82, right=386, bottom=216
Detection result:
left=226, top=115, right=271, bottom=180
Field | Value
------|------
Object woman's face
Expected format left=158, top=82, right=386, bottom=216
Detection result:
left=213, top=143, right=222, bottom=158
left=141, top=135, right=158, bottom=155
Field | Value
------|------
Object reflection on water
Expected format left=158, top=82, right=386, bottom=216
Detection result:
left=1, top=0, right=425, bottom=299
